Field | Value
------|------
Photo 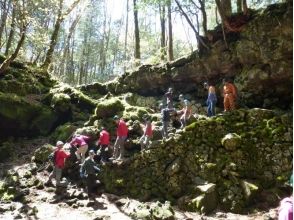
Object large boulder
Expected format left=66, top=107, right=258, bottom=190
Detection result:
left=32, top=144, right=54, bottom=164
left=0, top=92, right=58, bottom=139
left=221, top=133, right=241, bottom=151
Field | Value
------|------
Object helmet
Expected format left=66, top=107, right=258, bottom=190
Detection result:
left=113, top=115, right=119, bottom=120
left=89, top=150, right=95, bottom=155
left=56, top=141, right=64, bottom=147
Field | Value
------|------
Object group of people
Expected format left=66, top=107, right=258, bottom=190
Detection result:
left=45, top=114, right=154, bottom=198
left=159, top=78, right=238, bottom=138
left=45, top=78, right=239, bottom=198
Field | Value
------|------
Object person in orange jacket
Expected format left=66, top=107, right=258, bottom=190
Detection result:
left=222, top=78, right=238, bottom=112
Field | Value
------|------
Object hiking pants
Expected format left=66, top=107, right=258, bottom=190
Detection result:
left=113, top=136, right=127, bottom=159
left=161, top=121, right=169, bottom=138
left=140, top=135, right=150, bottom=150
left=76, top=144, right=88, bottom=163
left=224, top=94, right=235, bottom=112
left=207, top=100, right=216, bottom=117
left=86, top=174, right=96, bottom=197
left=48, top=167, right=62, bottom=186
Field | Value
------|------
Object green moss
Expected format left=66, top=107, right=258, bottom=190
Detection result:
left=95, top=98, right=124, bottom=119
left=51, top=93, right=71, bottom=112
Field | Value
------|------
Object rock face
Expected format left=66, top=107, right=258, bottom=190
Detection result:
left=102, top=2, right=292, bottom=110
left=101, top=109, right=293, bottom=213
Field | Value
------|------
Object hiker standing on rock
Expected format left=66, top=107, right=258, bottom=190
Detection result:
left=80, top=150, right=100, bottom=200
left=97, top=127, right=110, bottom=163
left=179, top=99, right=192, bottom=128
left=69, top=134, right=90, bottom=163
left=140, top=115, right=153, bottom=150
left=111, top=115, right=128, bottom=161
left=164, top=87, right=174, bottom=109
left=204, top=82, right=217, bottom=117
left=222, top=78, right=237, bottom=112
left=45, top=141, right=70, bottom=187
left=160, top=104, right=175, bottom=139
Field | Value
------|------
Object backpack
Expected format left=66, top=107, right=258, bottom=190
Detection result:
left=48, top=150, right=57, bottom=164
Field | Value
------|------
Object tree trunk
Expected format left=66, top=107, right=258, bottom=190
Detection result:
left=242, top=0, right=248, bottom=15
left=133, top=0, right=140, bottom=64
left=215, top=0, right=238, bottom=32
left=0, top=26, right=26, bottom=74
left=5, top=3, right=16, bottom=56
left=198, top=0, right=207, bottom=37
left=0, top=0, right=9, bottom=48
left=60, top=15, right=81, bottom=76
left=237, top=0, right=242, bottom=13
left=221, top=0, right=231, bottom=17
left=42, top=0, right=63, bottom=69
left=124, top=0, right=129, bottom=72
left=42, top=0, right=81, bottom=69
left=167, top=0, right=174, bottom=61
left=159, top=2, right=166, bottom=61
left=175, top=0, right=209, bottom=51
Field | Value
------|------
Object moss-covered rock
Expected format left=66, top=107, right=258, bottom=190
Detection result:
left=95, top=97, right=125, bottom=119
left=101, top=108, right=292, bottom=213
left=0, top=142, right=14, bottom=162
left=51, top=93, right=71, bottom=113
left=221, top=133, right=242, bottom=151
left=0, top=92, right=58, bottom=139
left=32, top=144, right=54, bottom=164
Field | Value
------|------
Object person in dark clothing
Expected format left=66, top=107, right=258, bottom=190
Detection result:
left=160, top=103, right=175, bottom=139
left=80, top=150, right=100, bottom=199
left=164, top=87, right=174, bottom=109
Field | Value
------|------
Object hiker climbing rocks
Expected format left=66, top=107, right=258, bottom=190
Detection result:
left=97, top=127, right=110, bottom=163
left=69, top=134, right=90, bottom=163
left=111, top=115, right=128, bottom=161
left=222, top=78, right=237, bottom=112
left=204, top=82, right=217, bottom=117
left=80, top=150, right=100, bottom=200
left=164, top=87, right=174, bottom=109
left=45, top=141, right=70, bottom=187
left=140, top=115, right=153, bottom=150
left=179, top=99, right=192, bottom=128
left=160, top=103, right=175, bottom=139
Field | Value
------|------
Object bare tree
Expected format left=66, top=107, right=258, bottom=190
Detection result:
left=133, top=0, right=140, bottom=64
left=4, top=1, right=16, bottom=55
left=0, top=0, right=10, bottom=48
left=42, top=0, right=81, bottom=69
left=159, top=1, right=166, bottom=61
left=167, top=0, right=173, bottom=61
left=175, top=0, right=209, bottom=50
left=0, top=0, right=28, bottom=74
left=124, top=0, right=129, bottom=72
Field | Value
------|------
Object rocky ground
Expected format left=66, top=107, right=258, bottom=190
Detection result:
left=0, top=137, right=281, bottom=220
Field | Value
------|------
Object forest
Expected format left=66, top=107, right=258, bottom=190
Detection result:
left=0, top=0, right=292, bottom=219
left=0, top=0, right=285, bottom=83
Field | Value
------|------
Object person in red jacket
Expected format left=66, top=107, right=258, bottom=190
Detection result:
left=140, top=115, right=153, bottom=150
left=111, top=115, right=128, bottom=161
left=45, top=141, right=70, bottom=187
left=97, top=127, right=110, bottom=163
